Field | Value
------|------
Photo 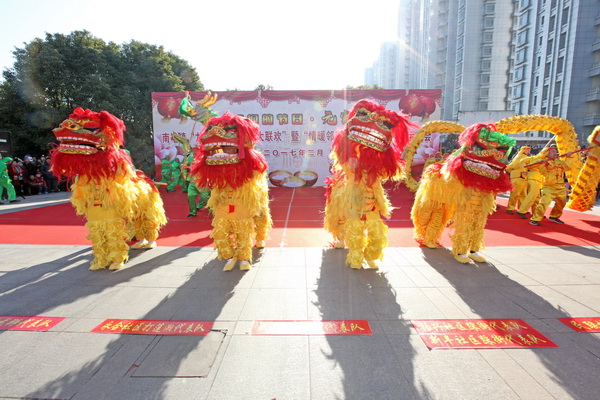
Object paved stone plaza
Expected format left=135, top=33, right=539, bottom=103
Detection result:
left=0, top=193, right=599, bottom=399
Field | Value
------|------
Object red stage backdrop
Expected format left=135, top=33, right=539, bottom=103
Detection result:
left=151, top=90, right=442, bottom=187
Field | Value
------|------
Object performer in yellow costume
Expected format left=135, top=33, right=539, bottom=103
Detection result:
left=324, top=99, right=414, bottom=269
left=505, top=146, right=531, bottom=214
left=515, top=148, right=549, bottom=219
left=529, top=146, right=573, bottom=225
left=406, top=123, right=516, bottom=264
left=190, top=112, right=271, bottom=271
left=51, top=108, right=167, bottom=270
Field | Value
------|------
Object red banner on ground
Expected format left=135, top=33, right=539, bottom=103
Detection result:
left=0, top=315, right=65, bottom=331
left=411, top=319, right=558, bottom=349
left=251, top=320, right=372, bottom=335
left=91, top=319, right=214, bottom=335
left=558, top=317, right=600, bottom=332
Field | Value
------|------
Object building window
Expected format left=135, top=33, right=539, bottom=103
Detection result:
left=554, top=81, right=561, bottom=96
left=484, top=3, right=495, bottom=14
left=536, top=56, right=541, bottom=68
left=482, top=60, right=491, bottom=71
left=514, top=66, right=524, bottom=81
left=481, top=74, right=491, bottom=84
left=513, top=85, right=523, bottom=98
left=533, top=95, right=537, bottom=106
left=483, top=32, right=494, bottom=43
left=484, top=18, right=494, bottom=29
left=542, top=85, right=549, bottom=101
left=538, top=36, right=543, bottom=46
left=559, top=32, right=567, bottom=50
left=519, top=11, right=529, bottom=27
left=552, top=103, right=559, bottom=115
left=549, top=15, right=556, bottom=31
left=556, top=57, right=564, bottom=74
left=514, top=101, right=523, bottom=114
left=480, top=88, right=490, bottom=97
left=479, top=102, right=489, bottom=110
left=482, top=46, right=493, bottom=56
left=517, top=30, right=528, bottom=45
left=516, top=48, right=526, bottom=64
left=520, top=0, right=530, bottom=9
left=546, top=39, right=553, bottom=56
left=535, top=75, right=540, bottom=87
left=562, top=7, right=569, bottom=25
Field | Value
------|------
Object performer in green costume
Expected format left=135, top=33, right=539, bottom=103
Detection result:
left=0, top=156, right=17, bottom=203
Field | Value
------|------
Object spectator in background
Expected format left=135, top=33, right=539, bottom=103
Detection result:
left=40, top=155, right=59, bottom=192
left=28, top=172, right=48, bottom=194
left=8, top=159, right=26, bottom=198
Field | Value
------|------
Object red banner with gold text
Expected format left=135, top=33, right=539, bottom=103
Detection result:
left=0, top=315, right=65, bottom=331
left=251, top=320, right=372, bottom=335
left=412, top=319, right=558, bottom=349
left=558, top=317, right=600, bottom=332
left=91, top=319, right=214, bottom=335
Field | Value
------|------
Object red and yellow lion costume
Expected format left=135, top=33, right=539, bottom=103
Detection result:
left=51, top=107, right=167, bottom=270
left=406, top=122, right=515, bottom=263
left=324, top=99, right=414, bottom=269
left=191, top=112, right=272, bottom=271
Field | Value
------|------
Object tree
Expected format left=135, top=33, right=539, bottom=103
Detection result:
left=255, top=84, right=274, bottom=91
left=0, top=30, right=203, bottom=174
left=344, top=84, right=384, bottom=90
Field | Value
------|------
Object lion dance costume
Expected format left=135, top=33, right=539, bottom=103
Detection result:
left=405, top=115, right=600, bottom=263
left=406, top=122, right=515, bottom=264
left=324, top=99, right=414, bottom=269
left=191, top=112, right=272, bottom=271
left=51, top=108, right=167, bottom=270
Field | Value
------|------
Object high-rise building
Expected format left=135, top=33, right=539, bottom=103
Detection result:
left=509, top=0, right=600, bottom=141
left=398, top=0, right=516, bottom=121
left=374, top=0, right=599, bottom=143
left=365, top=42, right=402, bottom=89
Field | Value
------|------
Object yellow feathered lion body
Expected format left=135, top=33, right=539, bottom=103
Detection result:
left=324, top=100, right=413, bottom=269
left=191, top=112, right=271, bottom=271
left=51, top=108, right=167, bottom=270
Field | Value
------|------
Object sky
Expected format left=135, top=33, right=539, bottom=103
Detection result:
left=0, top=0, right=401, bottom=91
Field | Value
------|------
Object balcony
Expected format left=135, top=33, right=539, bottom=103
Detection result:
left=586, top=88, right=600, bottom=101
left=590, top=63, right=600, bottom=77
left=593, top=39, right=600, bottom=52
left=583, top=114, right=600, bottom=126
left=596, top=14, right=600, bottom=26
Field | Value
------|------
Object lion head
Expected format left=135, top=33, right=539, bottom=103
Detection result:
left=191, top=112, right=267, bottom=189
left=50, top=107, right=132, bottom=179
left=445, top=123, right=516, bottom=193
left=331, top=99, right=415, bottom=185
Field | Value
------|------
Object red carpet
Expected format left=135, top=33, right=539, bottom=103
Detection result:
left=1, top=186, right=599, bottom=247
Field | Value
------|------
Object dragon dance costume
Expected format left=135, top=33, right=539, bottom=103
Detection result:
left=324, top=99, right=414, bottom=269
left=190, top=112, right=272, bottom=271
left=51, top=108, right=167, bottom=270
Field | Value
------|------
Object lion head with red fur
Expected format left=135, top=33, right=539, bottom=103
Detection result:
left=190, top=112, right=267, bottom=189
left=331, top=99, right=415, bottom=186
left=50, top=107, right=133, bottom=180
left=445, top=123, right=516, bottom=193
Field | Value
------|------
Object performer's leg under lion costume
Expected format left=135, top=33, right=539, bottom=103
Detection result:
left=190, top=112, right=271, bottom=271
left=51, top=108, right=167, bottom=270
left=324, top=99, right=414, bottom=269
